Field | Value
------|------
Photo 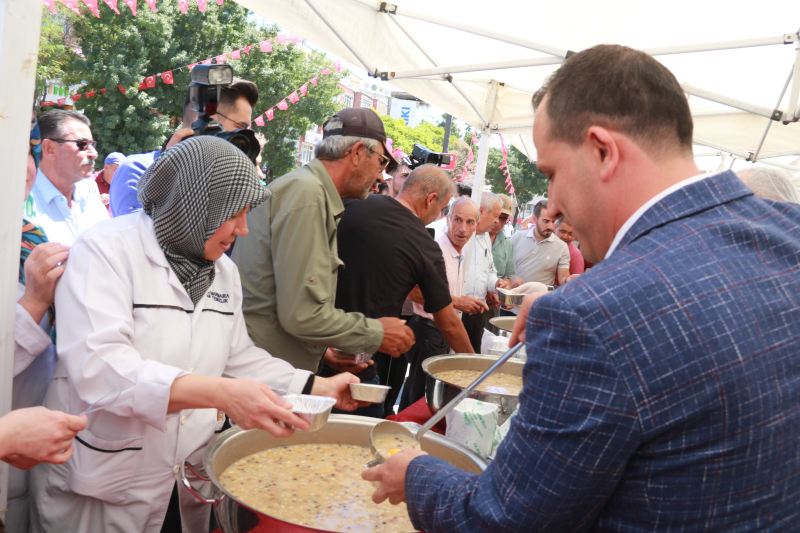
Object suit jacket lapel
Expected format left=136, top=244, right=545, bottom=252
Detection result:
left=617, top=170, right=754, bottom=251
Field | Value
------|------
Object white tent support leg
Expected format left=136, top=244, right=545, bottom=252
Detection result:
left=753, top=63, right=796, bottom=160
left=303, top=0, right=378, bottom=76
left=471, top=128, right=492, bottom=207
left=789, top=44, right=800, bottom=120
left=0, top=0, right=42, bottom=517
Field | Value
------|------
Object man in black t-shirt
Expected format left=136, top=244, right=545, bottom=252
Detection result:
left=324, top=165, right=473, bottom=417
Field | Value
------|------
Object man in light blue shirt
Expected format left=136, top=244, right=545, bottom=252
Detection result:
left=30, top=110, right=109, bottom=246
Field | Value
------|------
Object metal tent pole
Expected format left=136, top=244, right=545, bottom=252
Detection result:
left=682, top=83, right=783, bottom=121
left=692, top=138, right=752, bottom=159
left=303, top=0, right=379, bottom=76
left=0, top=0, right=43, bottom=516
left=752, top=64, right=795, bottom=161
left=789, top=44, right=800, bottom=120
left=471, top=128, right=493, bottom=208
left=383, top=56, right=564, bottom=81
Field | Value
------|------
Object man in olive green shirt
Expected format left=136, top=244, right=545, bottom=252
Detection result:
left=232, top=108, right=415, bottom=372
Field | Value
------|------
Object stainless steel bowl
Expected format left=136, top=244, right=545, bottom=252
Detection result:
left=489, top=316, right=517, bottom=334
left=182, top=415, right=488, bottom=533
left=423, top=354, right=524, bottom=425
left=497, top=288, right=524, bottom=307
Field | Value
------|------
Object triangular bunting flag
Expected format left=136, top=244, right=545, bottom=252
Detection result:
left=321, top=68, right=331, bottom=75
left=289, top=33, right=302, bottom=44
left=145, top=75, right=156, bottom=88
left=73, top=93, right=83, bottom=101
left=201, top=59, right=212, bottom=65
left=86, top=90, right=96, bottom=98
left=215, top=54, right=228, bottom=63
left=57, top=98, right=66, bottom=106
left=61, top=0, right=82, bottom=15
left=197, top=0, right=206, bottom=12
left=187, top=63, right=198, bottom=70
left=216, top=0, right=223, bottom=4
left=144, top=0, right=156, bottom=12
left=178, top=0, right=188, bottom=13
left=276, top=100, right=288, bottom=111
left=101, top=89, right=106, bottom=95
left=243, top=45, right=253, bottom=55
left=161, top=71, right=174, bottom=84
left=333, top=60, right=341, bottom=72
left=266, top=108, right=274, bottom=121
left=275, top=34, right=287, bottom=45
left=123, top=0, right=136, bottom=16
left=310, top=76, right=318, bottom=86
left=259, top=40, right=272, bottom=53
left=43, top=101, right=55, bottom=107
left=118, top=84, right=126, bottom=94
left=43, top=0, right=58, bottom=15
left=254, top=115, right=265, bottom=127
left=230, top=49, right=241, bottom=59
left=299, top=84, right=307, bottom=97
left=138, top=79, right=147, bottom=90
left=103, top=0, right=120, bottom=13
left=288, top=92, right=299, bottom=105
left=81, top=0, right=100, bottom=17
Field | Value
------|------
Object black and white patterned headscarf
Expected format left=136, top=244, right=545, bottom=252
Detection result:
left=138, top=136, right=267, bottom=306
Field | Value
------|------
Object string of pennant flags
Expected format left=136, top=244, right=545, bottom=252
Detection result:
left=498, top=134, right=516, bottom=195
left=44, top=0, right=230, bottom=17
left=43, top=34, right=343, bottom=127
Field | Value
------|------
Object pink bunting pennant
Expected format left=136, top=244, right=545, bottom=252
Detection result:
left=43, top=101, right=55, bottom=107
left=289, top=32, right=302, bottom=44
left=266, top=108, right=274, bottom=121
left=43, top=0, right=58, bottom=15
left=254, top=115, right=265, bottom=127
left=118, top=84, right=127, bottom=94
left=197, top=0, right=206, bottom=12
left=215, top=53, right=228, bottom=63
left=201, top=59, right=212, bottom=65
left=275, top=34, right=287, bottom=45
left=310, top=76, right=318, bottom=86
left=467, top=150, right=474, bottom=162
left=230, top=49, right=241, bottom=59
left=243, top=45, right=253, bottom=55
left=299, top=84, right=307, bottom=97
left=73, top=93, right=83, bottom=101
left=144, top=0, right=156, bottom=12
left=61, top=0, right=82, bottom=15
left=320, top=68, right=331, bottom=75
left=103, top=0, right=120, bottom=13
left=57, top=98, right=66, bottom=106
left=161, top=71, right=174, bottom=84
left=276, top=100, right=288, bottom=111
left=123, top=0, right=136, bottom=16
left=178, top=0, right=188, bottom=13
left=471, top=132, right=479, bottom=145
left=86, top=90, right=96, bottom=98
left=288, top=92, right=299, bottom=104
left=259, top=40, right=272, bottom=53
left=333, top=60, right=341, bottom=72
left=216, top=0, right=223, bottom=4
left=101, top=89, right=106, bottom=95
left=187, top=63, right=199, bottom=70
left=138, top=79, right=147, bottom=90
left=145, top=75, right=156, bottom=88
left=81, top=0, right=100, bottom=17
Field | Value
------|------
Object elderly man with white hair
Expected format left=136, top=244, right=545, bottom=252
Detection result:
left=459, top=191, right=511, bottom=352
left=736, top=166, right=799, bottom=204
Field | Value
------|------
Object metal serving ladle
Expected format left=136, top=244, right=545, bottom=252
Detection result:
left=369, top=341, right=524, bottom=463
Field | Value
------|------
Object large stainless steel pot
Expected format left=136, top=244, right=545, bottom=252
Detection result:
left=423, top=354, right=524, bottom=425
left=181, top=414, right=488, bottom=533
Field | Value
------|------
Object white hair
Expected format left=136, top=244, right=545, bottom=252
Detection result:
left=479, top=191, right=501, bottom=218
left=736, top=167, right=799, bottom=204
left=314, top=116, right=378, bottom=159
left=449, top=196, right=478, bottom=219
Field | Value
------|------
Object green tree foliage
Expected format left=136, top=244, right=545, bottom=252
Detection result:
left=52, top=2, right=342, bottom=176
left=36, top=7, right=79, bottom=105
left=483, top=145, right=548, bottom=207
left=379, top=116, right=445, bottom=155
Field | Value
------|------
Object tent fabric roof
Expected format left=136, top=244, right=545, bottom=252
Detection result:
left=238, top=0, right=800, bottom=171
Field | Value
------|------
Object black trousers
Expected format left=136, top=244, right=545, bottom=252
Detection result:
left=375, top=351, right=408, bottom=418
left=461, top=311, right=486, bottom=353
left=398, top=316, right=449, bottom=412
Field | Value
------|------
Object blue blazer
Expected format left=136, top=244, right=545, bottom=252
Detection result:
left=406, top=171, right=800, bottom=532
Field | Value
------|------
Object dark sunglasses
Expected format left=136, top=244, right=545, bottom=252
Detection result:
left=49, top=138, right=97, bottom=151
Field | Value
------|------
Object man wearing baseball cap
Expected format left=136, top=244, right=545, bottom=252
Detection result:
left=232, top=108, right=414, bottom=373
left=94, top=151, right=124, bottom=215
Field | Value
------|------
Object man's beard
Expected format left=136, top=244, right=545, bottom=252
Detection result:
left=342, top=165, right=374, bottom=200
left=536, top=225, right=552, bottom=238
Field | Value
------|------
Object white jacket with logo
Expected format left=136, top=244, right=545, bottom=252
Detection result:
left=31, top=212, right=312, bottom=533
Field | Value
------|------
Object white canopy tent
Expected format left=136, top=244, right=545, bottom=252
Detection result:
left=1, top=0, right=799, bottom=510
left=237, top=0, right=800, bottom=197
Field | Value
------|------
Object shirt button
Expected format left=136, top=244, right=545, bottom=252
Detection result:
left=173, top=465, right=179, bottom=474
left=189, top=367, right=194, bottom=373
left=181, top=416, right=187, bottom=425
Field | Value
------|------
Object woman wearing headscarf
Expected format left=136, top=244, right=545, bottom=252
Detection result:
left=31, top=137, right=362, bottom=533
left=5, top=115, right=86, bottom=533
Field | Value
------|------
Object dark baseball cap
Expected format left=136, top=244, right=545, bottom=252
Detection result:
left=322, top=108, right=399, bottom=168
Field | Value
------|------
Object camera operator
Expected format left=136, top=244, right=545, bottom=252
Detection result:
left=110, top=77, right=258, bottom=216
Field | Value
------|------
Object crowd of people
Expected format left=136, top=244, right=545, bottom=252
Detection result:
left=4, top=42, right=800, bottom=533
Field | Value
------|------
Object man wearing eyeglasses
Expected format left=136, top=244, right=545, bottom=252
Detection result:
left=232, top=107, right=416, bottom=373
left=109, top=78, right=258, bottom=217
left=29, top=110, right=109, bottom=246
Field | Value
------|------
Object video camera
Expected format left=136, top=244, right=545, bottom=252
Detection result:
left=188, top=64, right=260, bottom=164
left=398, top=143, right=452, bottom=170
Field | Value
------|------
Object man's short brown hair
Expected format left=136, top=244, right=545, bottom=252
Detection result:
left=533, top=44, right=693, bottom=155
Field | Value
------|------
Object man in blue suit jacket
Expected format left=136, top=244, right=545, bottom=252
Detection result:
left=363, top=44, right=800, bottom=532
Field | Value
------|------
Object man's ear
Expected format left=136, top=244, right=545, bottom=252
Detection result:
left=586, top=126, right=619, bottom=182
left=426, top=192, right=438, bottom=210
left=41, top=138, right=58, bottom=160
